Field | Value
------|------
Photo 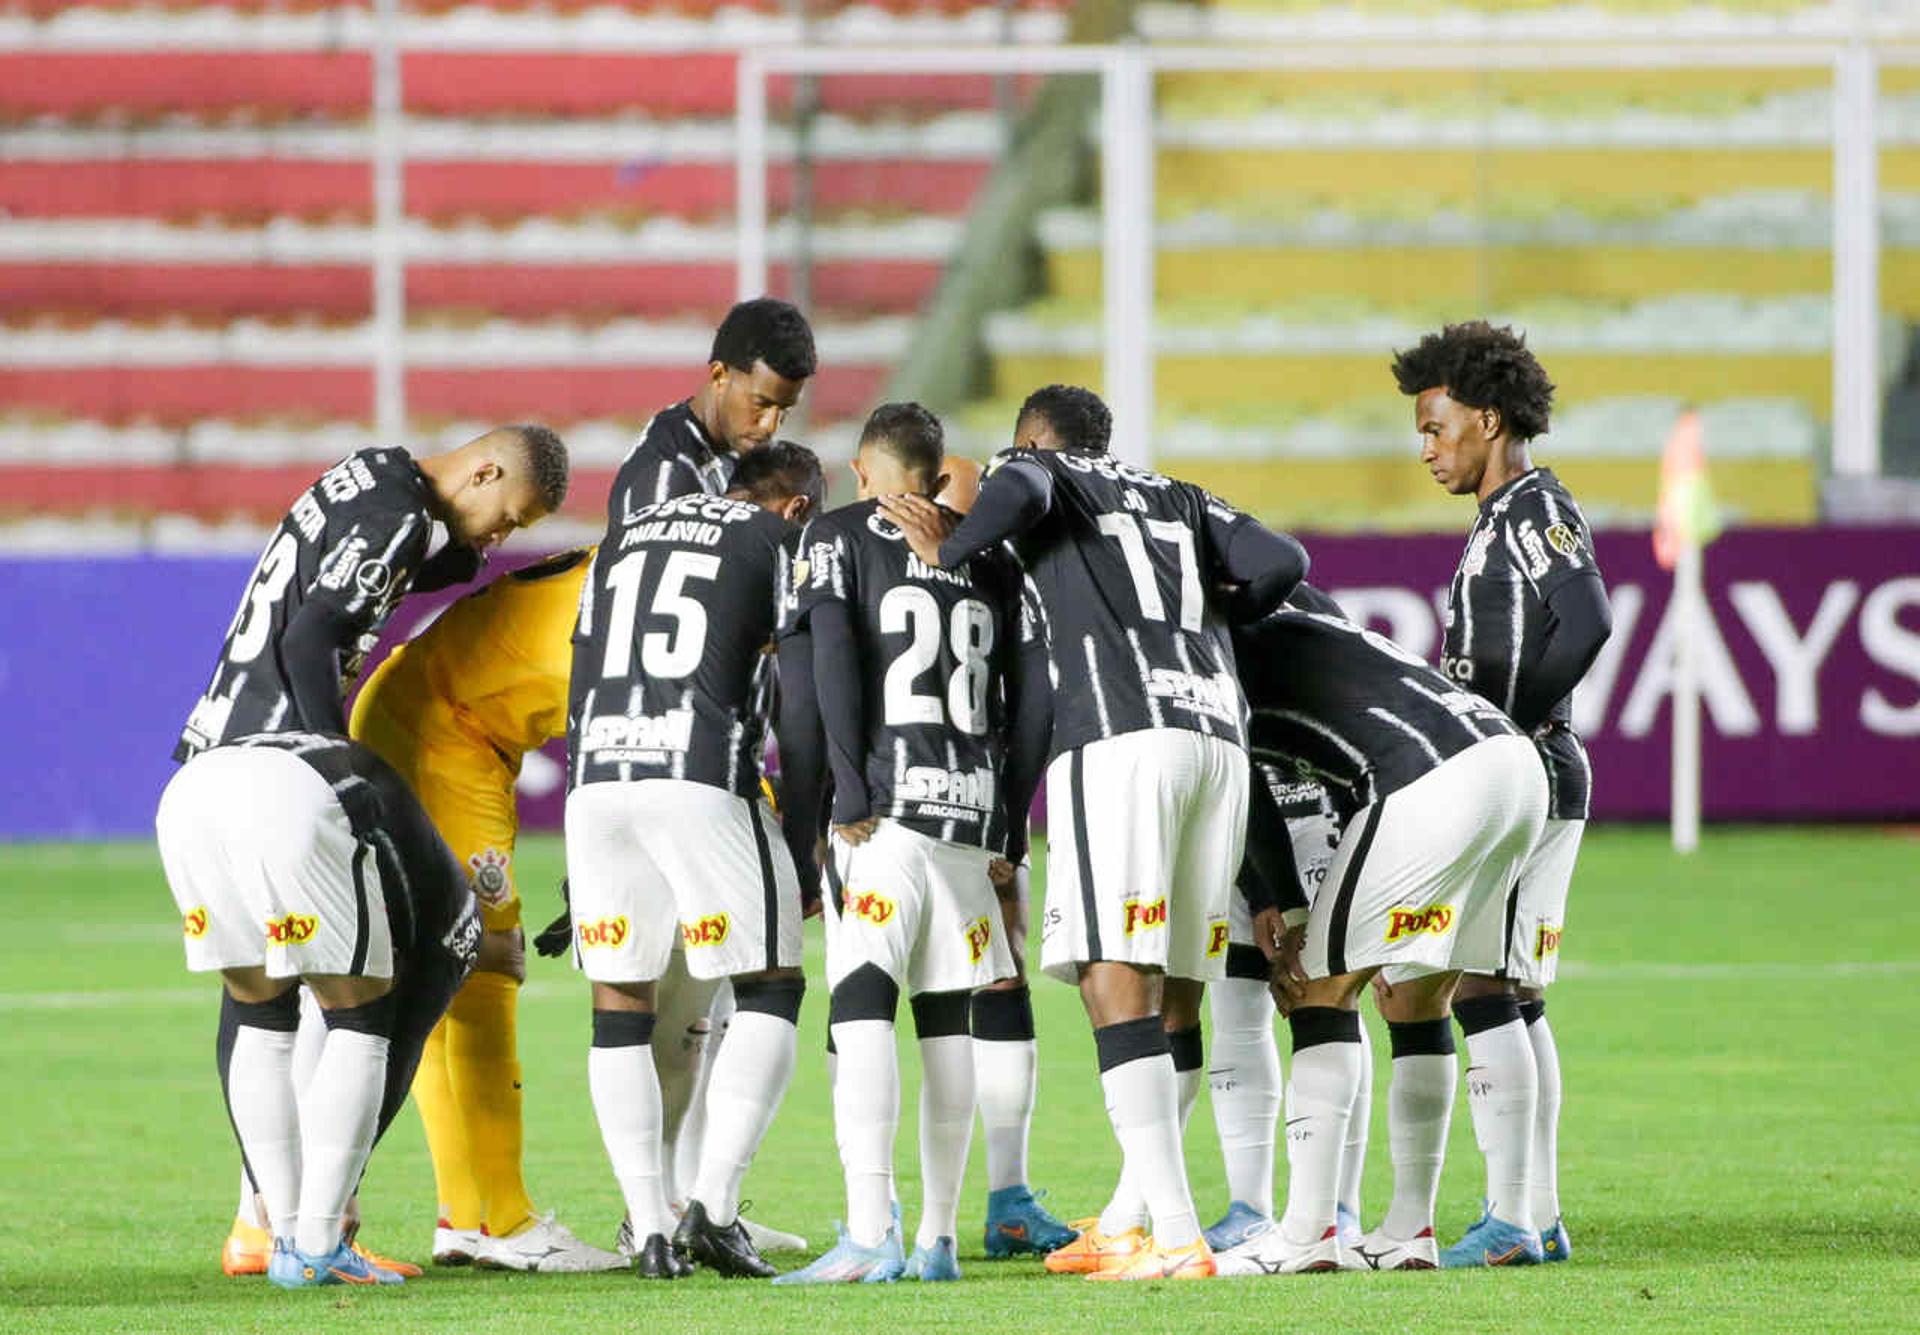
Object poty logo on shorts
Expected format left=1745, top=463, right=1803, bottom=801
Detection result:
left=1535, top=923, right=1563, bottom=960
left=577, top=916, right=630, bottom=949
left=1121, top=897, right=1168, bottom=936
left=182, top=907, right=209, bottom=939
left=1383, top=905, right=1455, bottom=943
left=1206, top=921, right=1230, bottom=957
left=264, top=912, right=318, bottom=946
left=964, top=917, right=992, bottom=964
left=848, top=892, right=896, bottom=927
left=682, top=914, right=730, bottom=948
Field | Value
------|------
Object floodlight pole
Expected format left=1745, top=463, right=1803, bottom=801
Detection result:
left=1832, top=18, right=1881, bottom=479
left=1671, top=540, right=1704, bottom=854
left=371, top=0, right=406, bottom=441
left=1101, top=44, right=1154, bottom=468
left=737, top=50, right=771, bottom=300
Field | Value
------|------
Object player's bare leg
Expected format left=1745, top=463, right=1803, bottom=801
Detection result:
left=674, top=966, right=803, bottom=1278
left=588, top=978, right=686, bottom=1278
left=1446, top=971, right=1540, bottom=1262
left=1350, top=969, right=1460, bottom=1270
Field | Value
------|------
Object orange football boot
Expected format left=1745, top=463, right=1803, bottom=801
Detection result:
left=221, top=1218, right=272, bottom=1276
left=1085, top=1236, right=1216, bottom=1281
left=1043, top=1221, right=1147, bottom=1275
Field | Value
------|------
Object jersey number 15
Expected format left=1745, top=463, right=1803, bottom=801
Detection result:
left=599, top=550, right=721, bottom=680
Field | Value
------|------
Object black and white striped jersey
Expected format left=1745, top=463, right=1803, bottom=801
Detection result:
left=992, top=448, right=1251, bottom=758
left=568, top=492, right=789, bottom=796
left=1235, top=601, right=1522, bottom=820
left=229, top=732, right=478, bottom=969
left=1442, top=468, right=1599, bottom=819
left=780, top=499, right=1023, bottom=852
left=175, top=449, right=434, bottom=761
left=608, top=401, right=735, bottom=522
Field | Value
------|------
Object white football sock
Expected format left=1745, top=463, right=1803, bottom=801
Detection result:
left=916, top=1033, right=976, bottom=1249
left=1101, top=1053, right=1202, bottom=1250
left=1098, top=1034, right=1202, bottom=1236
left=691, top=1010, right=797, bottom=1226
left=293, top=1028, right=388, bottom=1256
left=973, top=1037, right=1037, bottom=1193
left=672, top=983, right=729, bottom=1203
left=1527, top=1011, right=1563, bottom=1227
left=1464, top=1018, right=1538, bottom=1232
left=589, top=1040, right=673, bottom=1240
left=1382, top=1051, right=1455, bottom=1239
left=1277, top=1028, right=1360, bottom=1247
left=227, top=1026, right=300, bottom=1238
left=1339, top=1020, right=1373, bottom=1221
left=1207, top=978, right=1280, bottom=1216
left=831, top=1019, right=899, bottom=1248
left=291, top=989, right=325, bottom=1094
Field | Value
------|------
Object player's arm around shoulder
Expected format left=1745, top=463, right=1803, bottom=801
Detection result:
left=1192, top=484, right=1309, bottom=623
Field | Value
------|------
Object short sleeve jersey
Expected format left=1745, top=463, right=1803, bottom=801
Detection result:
left=989, top=448, right=1253, bottom=759
left=568, top=493, right=788, bottom=796
left=1442, top=467, right=1600, bottom=819
left=779, top=499, right=1023, bottom=852
left=177, top=449, right=434, bottom=761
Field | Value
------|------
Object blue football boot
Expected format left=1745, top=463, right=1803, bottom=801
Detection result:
left=1203, top=1200, right=1273, bottom=1253
left=269, top=1237, right=405, bottom=1288
left=1440, top=1209, right=1545, bottom=1268
left=1539, top=1217, right=1572, bottom=1262
left=770, top=1224, right=905, bottom=1285
left=983, top=1185, right=1078, bottom=1258
left=904, top=1236, right=961, bottom=1281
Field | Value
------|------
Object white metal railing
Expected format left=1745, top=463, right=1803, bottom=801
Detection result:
left=736, top=29, right=1920, bottom=477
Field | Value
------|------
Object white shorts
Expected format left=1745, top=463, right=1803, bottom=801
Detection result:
left=823, top=821, right=1015, bottom=997
left=1502, top=817, right=1583, bottom=987
left=156, top=747, right=394, bottom=980
left=1039, top=729, right=1249, bottom=985
left=565, top=779, right=803, bottom=984
left=1230, top=809, right=1341, bottom=945
left=1302, top=734, right=1547, bottom=983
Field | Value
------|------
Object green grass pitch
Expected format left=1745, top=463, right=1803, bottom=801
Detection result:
left=2, top=828, right=1917, bottom=1333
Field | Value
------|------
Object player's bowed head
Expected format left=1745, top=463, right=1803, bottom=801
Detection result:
left=696, top=297, right=819, bottom=457
left=1392, top=320, right=1555, bottom=506
left=724, top=438, right=826, bottom=528
left=416, top=422, right=570, bottom=557
left=850, top=401, right=950, bottom=504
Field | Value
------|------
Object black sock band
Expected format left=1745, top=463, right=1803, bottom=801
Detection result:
left=1225, top=943, right=1271, bottom=982
left=910, top=990, right=971, bottom=1040
left=1093, top=1015, right=1169, bottom=1073
left=1454, top=993, right=1523, bottom=1037
left=734, top=975, right=805, bottom=1024
left=969, top=985, right=1035, bottom=1042
left=828, top=964, right=899, bottom=1026
left=592, top=1008, right=656, bottom=1048
left=321, top=991, right=396, bottom=1038
left=1388, top=1017, right=1457, bottom=1059
left=1168, top=1023, right=1204, bottom=1073
left=1289, top=1006, right=1361, bottom=1053
left=224, top=986, right=301, bottom=1034
left=1518, top=998, right=1546, bottom=1027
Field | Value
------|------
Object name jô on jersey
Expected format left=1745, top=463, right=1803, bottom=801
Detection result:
left=906, top=554, right=972, bottom=589
left=1147, top=668, right=1240, bottom=724
left=581, top=707, right=695, bottom=760
left=897, top=763, right=996, bottom=816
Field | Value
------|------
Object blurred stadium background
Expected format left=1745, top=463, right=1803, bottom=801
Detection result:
left=1, top=0, right=1917, bottom=838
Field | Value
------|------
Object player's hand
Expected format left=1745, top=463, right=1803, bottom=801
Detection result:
left=801, top=888, right=823, bottom=920
left=1268, top=924, right=1308, bottom=1015
left=1251, top=907, right=1285, bottom=961
left=876, top=493, right=957, bottom=567
left=1370, top=972, right=1395, bottom=1006
left=533, top=884, right=572, bottom=959
left=834, top=817, right=880, bottom=846
left=987, top=857, right=1017, bottom=891
left=476, top=926, right=527, bottom=983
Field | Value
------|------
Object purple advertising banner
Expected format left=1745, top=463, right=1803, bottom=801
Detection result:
left=2, top=526, right=1916, bottom=838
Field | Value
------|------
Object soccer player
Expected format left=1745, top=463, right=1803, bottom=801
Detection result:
left=771, top=404, right=1043, bottom=1283
left=1201, top=770, right=1350, bottom=1254
left=1394, top=322, right=1613, bottom=1266
left=880, top=385, right=1308, bottom=1281
left=177, top=426, right=568, bottom=761
left=1214, top=585, right=1548, bottom=1275
left=180, top=425, right=566, bottom=1275
left=567, top=442, right=824, bottom=1279
left=344, top=548, right=624, bottom=1272
left=158, top=732, right=484, bottom=1287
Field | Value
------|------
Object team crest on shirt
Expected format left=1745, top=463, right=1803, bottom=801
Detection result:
left=848, top=892, right=897, bottom=927
left=1121, top=897, right=1168, bottom=936
left=1206, top=920, right=1230, bottom=957
left=964, top=917, right=993, bottom=964
left=1383, top=905, right=1455, bottom=943
left=265, top=912, right=318, bottom=946
left=1462, top=525, right=1495, bottom=577
left=1544, top=523, right=1579, bottom=558
left=682, top=914, right=731, bottom=948
left=467, top=848, right=512, bottom=906
left=1535, top=923, right=1563, bottom=960
left=577, top=916, right=630, bottom=949
left=182, top=907, right=209, bottom=939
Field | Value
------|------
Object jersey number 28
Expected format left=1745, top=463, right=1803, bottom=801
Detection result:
left=881, top=588, right=994, bottom=736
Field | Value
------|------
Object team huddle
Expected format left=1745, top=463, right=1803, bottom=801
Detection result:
left=157, top=299, right=1613, bottom=1287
